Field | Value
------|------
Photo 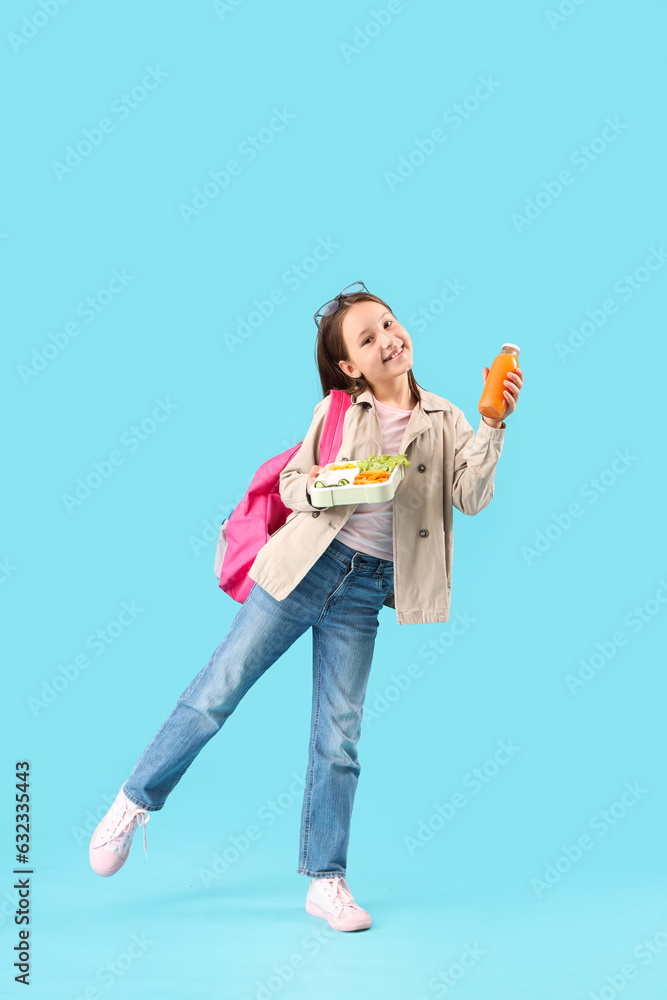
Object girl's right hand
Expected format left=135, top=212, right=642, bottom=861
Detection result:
left=306, top=465, right=321, bottom=494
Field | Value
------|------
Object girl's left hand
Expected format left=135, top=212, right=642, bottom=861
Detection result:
left=482, top=366, right=523, bottom=423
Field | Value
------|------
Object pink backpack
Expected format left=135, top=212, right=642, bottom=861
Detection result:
left=214, top=389, right=352, bottom=602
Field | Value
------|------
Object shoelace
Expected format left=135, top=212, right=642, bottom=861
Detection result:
left=99, top=806, right=151, bottom=859
left=320, top=877, right=360, bottom=913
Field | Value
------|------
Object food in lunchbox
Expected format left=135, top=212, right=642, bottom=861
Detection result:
left=356, top=454, right=410, bottom=472
left=314, top=453, right=409, bottom=489
left=355, top=470, right=390, bottom=484
left=354, top=453, right=410, bottom=484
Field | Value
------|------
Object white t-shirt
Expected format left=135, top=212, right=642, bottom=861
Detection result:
left=334, top=393, right=414, bottom=561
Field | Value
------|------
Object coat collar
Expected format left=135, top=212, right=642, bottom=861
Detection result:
left=351, top=386, right=451, bottom=412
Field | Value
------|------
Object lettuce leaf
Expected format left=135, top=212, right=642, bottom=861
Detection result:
left=355, top=453, right=411, bottom=473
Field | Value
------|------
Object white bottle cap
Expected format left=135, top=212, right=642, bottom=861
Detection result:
left=501, top=343, right=520, bottom=353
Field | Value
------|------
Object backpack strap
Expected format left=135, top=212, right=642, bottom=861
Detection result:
left=319, top=389, right=352, bottom=467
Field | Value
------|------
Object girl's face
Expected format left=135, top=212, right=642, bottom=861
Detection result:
left=338, top=300, right=413, bottom=392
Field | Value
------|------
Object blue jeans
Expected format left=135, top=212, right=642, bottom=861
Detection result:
left=122, top=536, right=394, bottom=878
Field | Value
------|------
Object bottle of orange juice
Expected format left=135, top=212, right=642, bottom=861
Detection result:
left=478, top=344, right=520, bottom=419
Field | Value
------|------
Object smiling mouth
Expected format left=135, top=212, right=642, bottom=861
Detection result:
left=383, top=346, right=404, bottom=362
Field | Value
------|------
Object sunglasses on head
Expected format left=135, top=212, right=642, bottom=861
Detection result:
left=313, top=281, right=369, bottom=329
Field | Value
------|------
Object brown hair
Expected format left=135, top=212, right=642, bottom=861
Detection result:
left=314, top=290, right=424, bottom=410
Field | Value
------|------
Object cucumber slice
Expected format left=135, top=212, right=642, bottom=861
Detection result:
left=337, top=478, right=349, bottom=486
left=313, top=481, right=326, bottom=488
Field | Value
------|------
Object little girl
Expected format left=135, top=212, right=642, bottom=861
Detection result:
left=89, top=281, right=523, bottom=932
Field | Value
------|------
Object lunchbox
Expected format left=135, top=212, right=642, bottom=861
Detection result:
left=308, top=461, right=405, bottom=508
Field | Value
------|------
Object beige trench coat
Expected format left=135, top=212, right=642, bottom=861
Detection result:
left=248, top=386, right=506, bottom=625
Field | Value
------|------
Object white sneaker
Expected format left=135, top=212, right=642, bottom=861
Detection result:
left=305, top=876, right=372, bottom=931
left=89, top=788, right=151, bottom=877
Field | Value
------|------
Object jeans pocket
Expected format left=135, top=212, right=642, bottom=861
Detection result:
left=327, top=561, right=355, bottom=605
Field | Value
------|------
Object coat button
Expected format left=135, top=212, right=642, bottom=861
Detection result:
left=419, top=529, right=429, bottom=537
left=417, top=464, right=426, bottom=473
left=312, top=511, right=320, bottom=518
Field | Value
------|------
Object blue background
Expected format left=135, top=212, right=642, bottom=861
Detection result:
left=3, top=0, right=667, bottom=997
